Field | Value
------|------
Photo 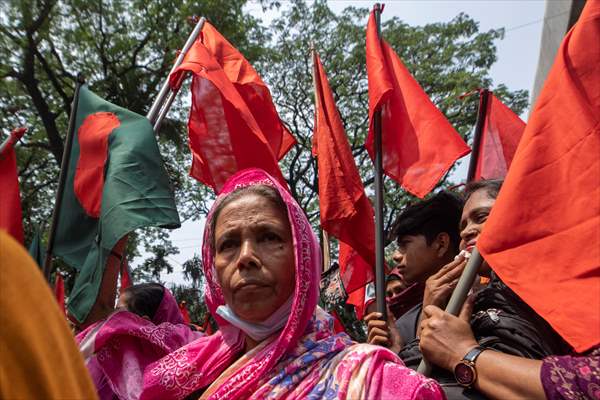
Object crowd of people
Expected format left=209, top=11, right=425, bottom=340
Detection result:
left=1, top=168, right=598, bottom=400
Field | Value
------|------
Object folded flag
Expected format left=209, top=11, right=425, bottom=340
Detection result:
left=312, top=51, right=376, bottom=300
left=478, top=1, right=600, bottom=353
left=53, top=86, right=180, bottom=323
left=474, top=91, right=526, bottom=180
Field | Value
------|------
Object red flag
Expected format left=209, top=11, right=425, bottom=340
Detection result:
left=55, top=273, right=65, bottom=314
left=119, top=259, right=132, bottom=295
left=474, top=92, right=526, bottom=180
left=179, top=301, right=191, bottom=324
left=0, top=128, right=25, bottom=244
left=365, top=10, right=470, bottom=198
left=170, top=37, right=286, bottom=192
left=312, top=51, right=375, bottom=295
left=201, top=22, right=296, bottom=159
left=201, top=314, right=214, bottom=335
left=478, top=1, right=600, bottom=353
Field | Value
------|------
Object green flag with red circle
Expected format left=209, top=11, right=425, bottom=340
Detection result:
left=53, top=86, right=180, bottom=323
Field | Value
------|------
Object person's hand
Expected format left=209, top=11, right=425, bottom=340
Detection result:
left=364, top=310, right=403, bottom=354
left=419, top=296, right=478, bottom=371
left=422, top=254, right=468, bottom=312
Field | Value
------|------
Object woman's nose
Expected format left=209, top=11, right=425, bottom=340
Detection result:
left=460, top=223, right=478, bottom=242
left=237, top=239, right=260, bottom=269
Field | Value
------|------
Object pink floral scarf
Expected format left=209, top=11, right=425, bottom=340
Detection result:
left=139, top=169, right=444, bottom=400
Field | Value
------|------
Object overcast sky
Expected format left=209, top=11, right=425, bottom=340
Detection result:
left=156, top=0, right=550, bottom=286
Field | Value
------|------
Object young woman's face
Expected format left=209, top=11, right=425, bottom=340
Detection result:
left=213, top=193, right=295, bottom=323
left=459, top=189, right=496, bottom=252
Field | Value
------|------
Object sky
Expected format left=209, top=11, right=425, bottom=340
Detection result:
left=153, top=0, right=550, bottom=286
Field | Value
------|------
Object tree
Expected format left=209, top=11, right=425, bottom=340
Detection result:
left=0, top=0, right=272, bottom=287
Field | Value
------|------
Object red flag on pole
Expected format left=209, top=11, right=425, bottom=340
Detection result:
left=312, top=51, right=375, bottom=296
left=474, top=92, right=526, bottom=180
left=478, top=1, right=600, bottom=353
left=0, top=128, right=25, bottom=244
left=179, top=301, right=191, bottom=325
left=119, top=259, right=132, bottom=295
left=201, top=22, right=296, bottom=159
left=55, top=273, right=65, bottom=314
left=365, top=10, right=470, bottom=198
left=170, top=38, right=286, bottom=192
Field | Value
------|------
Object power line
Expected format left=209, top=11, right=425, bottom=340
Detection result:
left=504, top=10, right=570, bottom=33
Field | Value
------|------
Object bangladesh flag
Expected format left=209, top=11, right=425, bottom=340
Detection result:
left=53, top=86, right=180, bottom=323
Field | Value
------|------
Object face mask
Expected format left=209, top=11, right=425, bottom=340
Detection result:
left=216, top=295, right=294, bottom=342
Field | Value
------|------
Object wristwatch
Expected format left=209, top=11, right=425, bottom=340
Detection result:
left=453, top=345, right=487, bottom=388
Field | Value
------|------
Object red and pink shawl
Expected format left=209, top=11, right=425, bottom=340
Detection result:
left=138, top=169, right=444, bottom=400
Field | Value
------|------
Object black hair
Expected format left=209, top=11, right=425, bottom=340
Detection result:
left=123, top=283, right=165, bottom=319
left=464, top=179, right=503, bottom=202
left=390, top=191, right=464, bottom=253
left=210, top=184, right=288, bottom=250
left=386, top=273, right=402, bottom=284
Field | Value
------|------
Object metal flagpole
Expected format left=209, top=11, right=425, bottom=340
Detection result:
left=43, top=75, right=86, bottom=281
left=417, top=249, right=484, bottom=375
left=466, top=89, right=490, bottom=183
left=372, top=3, right=387, bottom=319
left=146, top=16, right=206, bottom=125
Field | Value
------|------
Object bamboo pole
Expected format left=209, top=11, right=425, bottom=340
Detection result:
left=466, top=89, right=490, bottom=183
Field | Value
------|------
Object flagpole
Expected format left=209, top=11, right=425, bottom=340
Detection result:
left=43, top=75, right=86, bottom=281
left=466, top=89, right=490, bottom=182
left=146, top=16, right=206, bottom=124
left=372, top=3, right=387, bottom=320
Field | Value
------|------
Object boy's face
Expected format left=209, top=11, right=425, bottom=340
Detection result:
left=392, top=234, right=443, bottom=285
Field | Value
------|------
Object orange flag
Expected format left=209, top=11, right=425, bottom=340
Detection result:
left=365, top=10, right=470, bottom=198
left=478, top=1, right=600, bottom=353
left=0, top=127, right=25, bottom=244
left=474, top=92, right=526, bottom=180
left=312, top=51, right=375, bottom=296
left=170, top=38, right=286, bottom=192
left=201, top=22, right=296, bottom=160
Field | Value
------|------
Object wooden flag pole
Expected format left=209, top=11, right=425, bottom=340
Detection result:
left=147, top=16, right=207, bottom=125
left=43, top=74, right=86, bottom=281
left=466, top=89, right=490, bottom=182
left=310, top=44, right=332, bottom=273
left=372, top=3, right=387, bottom=320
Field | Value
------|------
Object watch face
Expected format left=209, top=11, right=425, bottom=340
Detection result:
left=454, top=363, right=475, bottom=386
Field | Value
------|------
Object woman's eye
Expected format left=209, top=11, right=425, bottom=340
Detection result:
left=218, top=240, right=236, bottom=252
left=475, top=212, right=489, bottom=224
left=261, top=232, right=281, bottom=242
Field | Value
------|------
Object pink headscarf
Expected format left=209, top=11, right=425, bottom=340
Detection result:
left=76, top=286, right=202, bottom=400
left=141, top=168, right=321, bottom=399
left=140, top=169, right=443, bottom=400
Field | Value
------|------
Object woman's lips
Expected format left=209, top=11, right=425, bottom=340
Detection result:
left=233, top=279, right=268, bottom=293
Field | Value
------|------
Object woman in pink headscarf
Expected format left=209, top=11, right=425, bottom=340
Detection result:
left=138, top=168, right=443, bottom=400
left=77, top=283, right=202, bottom=399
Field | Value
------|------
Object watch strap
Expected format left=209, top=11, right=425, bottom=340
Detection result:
left=463, top=345, right=486, bottom=364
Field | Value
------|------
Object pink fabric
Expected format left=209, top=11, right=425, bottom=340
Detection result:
left=77, top=287, right=202, bottom=400
left=139, top=169, right=444, bottom=400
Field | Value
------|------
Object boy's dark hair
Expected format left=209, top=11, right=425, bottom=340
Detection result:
left=464, top=179, right=503, bottom=202
left=123, top=283, right=165, bottom=319
left=390, top=191, right=464, bottom=253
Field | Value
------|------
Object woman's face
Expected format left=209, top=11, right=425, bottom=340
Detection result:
left=214, top=193, right=295, bottom=323
left=459, top=188, right=496, bottom=252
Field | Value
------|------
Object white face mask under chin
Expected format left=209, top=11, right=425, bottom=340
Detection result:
left=216, top=296, right=294, bottom=342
